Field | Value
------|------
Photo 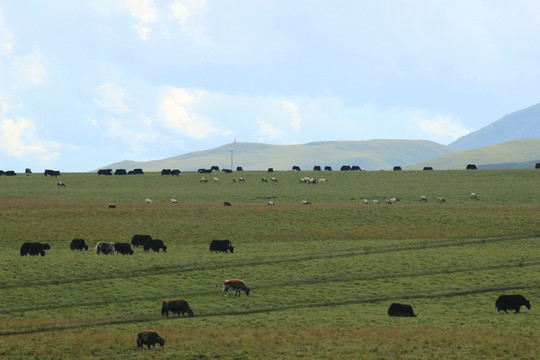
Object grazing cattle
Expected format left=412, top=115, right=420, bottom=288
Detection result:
left=536, top=163, right=540, bottom=169
left=271, top=177, right=278, bottom=183
left=70, top=238, right=88, bottom=251
left=362, top=199, right=369, bottom=205
left=20, top=242, right=50, bottom=257
left=161, top=299, right=194, bottom=318
left=301, top=200, right=312, bottom=205
left=170, top=199, right=178, bottom=204
left=95, top=242, right=117, bottom=255
left=223, top=201, right=232, bottom=207
left=470, top=193, right=478, bottom=199
left=261, top=177, right=268, bottom=183
left=388, top=303, right=417, bottom=317
left=137, top=331, right=165, bottom=350
left=132, top=168, right=144, bottom=175
left=213, top=177, right=219, bottom=183
left=171, top=169, right=181, bottom=176
left=313, top=166, right=321, bottom=171
left=232, top=177, right=236, bottom=183
left=161, top=169, right=172, bottom=175
left=385, top=199, right=393, bottom=205
left=222, top=279, right=250, bottom=296
left=292, top=166, right=301, bottom=171
left=5, top=170, right=16, bottom=176
left=318, top=178, right=327, bottom=183
left=466, top=164, right=478, bottom=170
left=115, top=242, right=134, bottom=255
left=97, top=169, right=112, bottom=175
left=373, top=200, right=379, bottom=205
left=437, top=196, right=446, bottom=203
left=419, top=195, right=427, bottom=202
left=25, top=168, right=32, bottom=175
left=267, top=168, right=274, bottom=172
left=57, top=181, right=66, bottom=187
left=324, top=166, right=332, bottom=171
left=423, top=166, right=433, bottom=171
left=200, top=176, right=207, bottom=183
left=238, top=177, right=245, bottom=183
left=390, top=197, right=399, bottom=203
left=351, top=165, right=361, bottom=171
left=267, top=201, right=275, bottom=206
left=393, top=166, right=402, bottom=171
left=107, top=203, right=117, bottom=209
left=44, top=169, right=60, bottom=177
left=340, top=165, right=351, bottom=171
left=115, top=169, right=127, bottom=175
left=211, top=166, right=220, bottom=171
left=236, top=166, right=243, bottom=171
left=209, top=239, right=234, bottom=253
left=144, top=239, right=167, bottom=252
left=222, top=169, right=232, bottom=174
left=495, top=294, right=531, bottom=314
left=132, top=234, right=151, bottom=248
left=145, top=198, right=152, bottom=204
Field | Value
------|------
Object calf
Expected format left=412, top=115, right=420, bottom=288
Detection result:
left=136, top=330, right=165, bottom=350
left=161, top=299, right=194, bottom=318
left=388, top=303, right=417, bottom=317
left=496, top=294, right=531, bottom=314
left=222, top=279, right=250, bottom=296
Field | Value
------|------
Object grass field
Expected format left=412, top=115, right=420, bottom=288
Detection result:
left=0, top=170, right=539, bottom=359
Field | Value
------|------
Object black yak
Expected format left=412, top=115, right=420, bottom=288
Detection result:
left=495, top=294, right=531, bottom=314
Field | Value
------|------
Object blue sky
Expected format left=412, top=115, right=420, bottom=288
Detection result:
left=1, top=1, right=540, bottom=172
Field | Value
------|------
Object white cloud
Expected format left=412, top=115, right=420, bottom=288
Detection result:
left=159, top=87, right=219, bottom=139
left=124, top=0, right=157, bottom=23
left=169, top=0, right=206, bottom=23
left=257, top=120, right=283, bottom=141
left=12, top=48, right=47, bottom=87
left=282, top=101, right=301, bottom=132
left=103, top=116, right=161, bottom=153
left=94, top=83, right=130, bottom=114
left=413, top=114, right=471, bottom=141
left=0, top=117, right=59, bottom=161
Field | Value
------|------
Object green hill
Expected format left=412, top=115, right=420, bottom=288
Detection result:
left=101, top=140, right=461, bottom=172
left=406, top=138, right=540, bottom=170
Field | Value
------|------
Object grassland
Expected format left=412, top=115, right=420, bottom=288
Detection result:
left=0, top=170, right=539, bottom=359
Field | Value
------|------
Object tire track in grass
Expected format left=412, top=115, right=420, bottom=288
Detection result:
left=1, top=258, right=538, bottom=315
left=2, top=233, right=537, bottom=290
left=2, top=282, right=538, bottom=337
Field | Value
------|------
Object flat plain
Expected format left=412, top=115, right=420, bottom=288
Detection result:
left=0, top=169, right=539, bottom=359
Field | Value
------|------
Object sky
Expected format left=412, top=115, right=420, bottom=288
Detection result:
left=1, top=1, right=540, bottom=172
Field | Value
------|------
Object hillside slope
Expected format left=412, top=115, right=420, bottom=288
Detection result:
left=407, top=138, right=540, bottom=170
left=450, top=103, right=540, bottom=149
left=102, top=140, right=460, bottom=172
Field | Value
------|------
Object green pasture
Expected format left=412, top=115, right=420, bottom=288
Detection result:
left=0, top=170, right=539, bottom=359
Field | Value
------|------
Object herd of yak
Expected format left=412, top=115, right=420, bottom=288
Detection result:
left=19, top=234, right=532, bottom=350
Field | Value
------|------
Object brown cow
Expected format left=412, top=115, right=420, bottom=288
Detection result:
left=161, top=299, right=194, bottom=318
left=222, top=279, right=250, bottom=297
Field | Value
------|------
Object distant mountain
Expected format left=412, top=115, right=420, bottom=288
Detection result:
left=407, top=138, right=540, bottom=170
left=450, top=103, right=540, bottom=149
left=101, top=140, right=461, bottom=172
